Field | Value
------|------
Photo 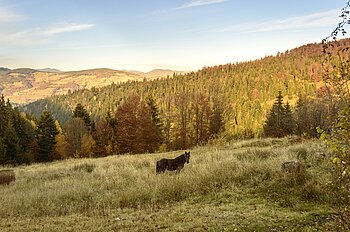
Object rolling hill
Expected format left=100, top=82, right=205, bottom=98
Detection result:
left=0, top=68, right=185, bottom=104
left=19, top=39, right=350, bottom=139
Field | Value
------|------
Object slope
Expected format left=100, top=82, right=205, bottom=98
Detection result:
left=0, top=138, right=337, bottom=231
left=22, top=39, right=350, bottom=138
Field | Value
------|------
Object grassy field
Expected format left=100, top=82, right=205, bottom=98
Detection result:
left=0, top=137, right=341, bottom=231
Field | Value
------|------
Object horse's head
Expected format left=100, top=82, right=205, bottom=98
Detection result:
left=185, top=151, right=191, bottom=164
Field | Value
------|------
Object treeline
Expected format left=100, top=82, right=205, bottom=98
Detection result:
left=0, top=92, right=225, bottom=164
left=2, top=89, right=337, bottom=165
left=57, top=92, right=225, bottom=158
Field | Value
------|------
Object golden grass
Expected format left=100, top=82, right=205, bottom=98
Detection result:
left=0, top=137, right=337, bottom=231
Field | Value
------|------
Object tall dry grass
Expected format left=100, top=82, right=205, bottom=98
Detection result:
left=0, top=137, right=332, bottom=218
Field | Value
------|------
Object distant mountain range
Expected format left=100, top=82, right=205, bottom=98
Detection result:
left=0, top=67, right=186, bottom=104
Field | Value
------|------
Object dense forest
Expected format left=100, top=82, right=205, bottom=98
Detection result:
left=1, top=39, right=347, bottom=164
left=23, top=40, right=348, bottom=135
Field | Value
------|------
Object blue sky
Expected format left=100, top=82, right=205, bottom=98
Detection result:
left=0, top=0, right=348, bottom=71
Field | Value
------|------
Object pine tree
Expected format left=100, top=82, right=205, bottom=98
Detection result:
left=3, top=125, right=19, bottom=163
left=282, top=102, right=296, bottom=135
left=146, top=95, right=163, bottom=137
left=11, top=108, right=35, bottom=157
left=36, top=110, right=59, bottom=162
left=73, top=103, right=92, bottom=130
left=263, top=91, right=286, bottom=137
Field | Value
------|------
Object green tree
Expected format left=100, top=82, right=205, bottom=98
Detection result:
left=263, top=91, right=286, bottom=137
left=146, top=95, right=163, bottom=141
left=73, top=103, right=92, bottom=130
left=11, top=109, right=35, bottom=157
left=3, top=125, right=19, bottom=163
left=36, top=110, right=59, bottom=162
left=282, top=102, right=296, bottom=135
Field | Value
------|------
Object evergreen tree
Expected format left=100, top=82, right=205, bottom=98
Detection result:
left=73, top=103, right=92, bottom=130
left=3, top=125, right=19, bottom=163
left=282, top=102, right=296, bottom=135
left=146, top=95, right=163, bottom=137
left=11, top=108, right=35, bottom=157
left=263, top=91, right=286, bottom=137
left=36, top=110, right=59, bottom=162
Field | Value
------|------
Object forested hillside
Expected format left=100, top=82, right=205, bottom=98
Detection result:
left=21, top=39, right=350, bottom=149
left=0, top=67, right=184, bottom=104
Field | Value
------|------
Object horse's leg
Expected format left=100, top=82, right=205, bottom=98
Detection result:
left=176, top=165, right=184, bottom=174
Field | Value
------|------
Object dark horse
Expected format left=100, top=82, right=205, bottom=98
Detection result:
left=156, top=151, right=191, bottom=174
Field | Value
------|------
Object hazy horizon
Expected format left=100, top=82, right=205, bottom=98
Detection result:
left=0, top=0, right=348, bottom=72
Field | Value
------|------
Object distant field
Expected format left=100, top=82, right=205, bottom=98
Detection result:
left=0, top=137, right=340, bottom=231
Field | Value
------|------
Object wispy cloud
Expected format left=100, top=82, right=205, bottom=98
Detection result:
left=0, top=23, right=95, bottom=47
left=43, top=23, right=95, bottom=36
left=216, top=9, right=340, bottom=33
left=178, top=0, right=228, bottom=9
left=0, top=7, right=23, bottom=23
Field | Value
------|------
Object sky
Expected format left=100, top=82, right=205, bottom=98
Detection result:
left=0, top=0, right=349, bottom=72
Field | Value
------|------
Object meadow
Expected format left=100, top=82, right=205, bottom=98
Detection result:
left=0, top=137, right=340, bottom=231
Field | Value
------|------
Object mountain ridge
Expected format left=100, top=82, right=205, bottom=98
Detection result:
left=0, top=67, right=186, bottom=104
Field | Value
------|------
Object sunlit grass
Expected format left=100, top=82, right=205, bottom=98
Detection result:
left=0, top=137, right=337, bottom=231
